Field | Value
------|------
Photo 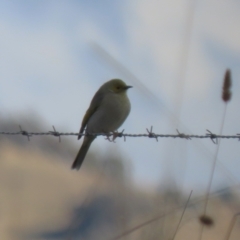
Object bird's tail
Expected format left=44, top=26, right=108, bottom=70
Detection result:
left=71, top=136, right=95, bottom=170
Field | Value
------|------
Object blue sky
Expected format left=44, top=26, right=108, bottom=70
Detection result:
left=0, top=0, right=240, bottom=193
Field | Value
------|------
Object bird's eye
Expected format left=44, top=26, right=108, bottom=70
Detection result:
left=116, top=86, right=120, bottom=90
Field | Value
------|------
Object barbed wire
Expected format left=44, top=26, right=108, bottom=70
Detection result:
left=0, top=125, right=239, bottom=143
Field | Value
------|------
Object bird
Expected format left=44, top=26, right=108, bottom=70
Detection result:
left=72, top=79, right=132, bottom=170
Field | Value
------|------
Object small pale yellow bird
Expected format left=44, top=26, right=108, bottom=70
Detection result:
left=72, top=79, right=132, bottom=170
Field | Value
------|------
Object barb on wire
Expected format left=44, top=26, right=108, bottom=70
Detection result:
left=114, top=129, right=126, bottom=142
left=146, top=126, right=158, bottom=142
left=19, top=125, right=32, bottom=141
left=49, top=126, right=61, bottom=142
left=236, top=133, right=240, bottom=141
left=206, top=129, right=218, bottom=144
left=176, top=129, right=191, bottom=140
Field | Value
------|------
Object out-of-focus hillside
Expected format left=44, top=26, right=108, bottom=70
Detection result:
left=0, top=115, right=240, bottom=240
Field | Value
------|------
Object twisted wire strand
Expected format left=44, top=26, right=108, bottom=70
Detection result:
left=0, top=130, right=239, bottom=139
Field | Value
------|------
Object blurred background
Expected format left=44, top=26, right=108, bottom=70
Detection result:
left=0, top=0, right=240, bottom=239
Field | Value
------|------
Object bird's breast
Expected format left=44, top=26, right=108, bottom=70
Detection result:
left=86, top=93, right=130, bottom=133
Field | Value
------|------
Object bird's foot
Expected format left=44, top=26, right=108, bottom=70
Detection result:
left=104, top=130, right=124, bottom=142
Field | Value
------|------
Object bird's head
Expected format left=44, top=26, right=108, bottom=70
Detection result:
left=105, top=79, right=132, bottom=94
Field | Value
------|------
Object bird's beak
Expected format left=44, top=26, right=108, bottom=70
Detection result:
left=124, top=85, right=133, bottom=90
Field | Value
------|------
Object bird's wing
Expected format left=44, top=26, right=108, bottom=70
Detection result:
left=78, top=90, right=104, bottom=139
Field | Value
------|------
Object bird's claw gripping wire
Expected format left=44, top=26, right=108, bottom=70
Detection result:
left=105, top=129, right=125, bottom=142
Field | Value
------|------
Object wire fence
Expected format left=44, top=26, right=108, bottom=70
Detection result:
left=0, top=126, right=239, bottom=143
